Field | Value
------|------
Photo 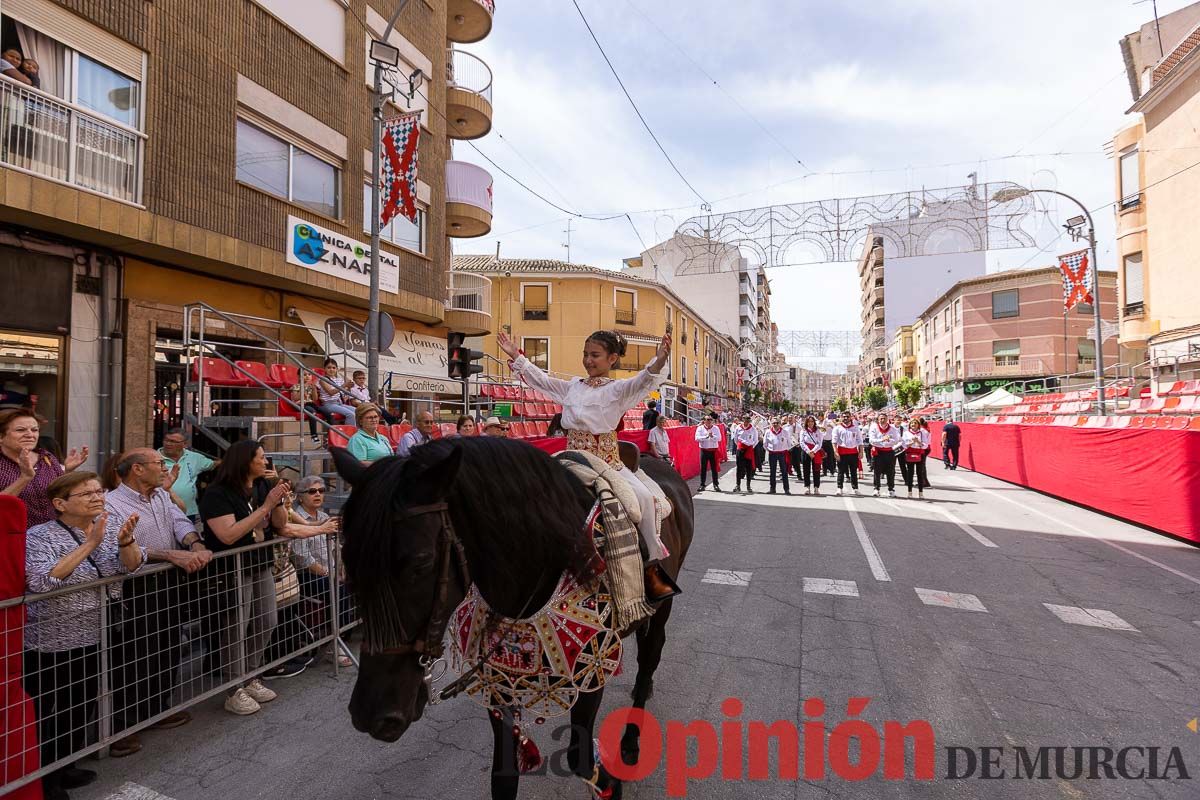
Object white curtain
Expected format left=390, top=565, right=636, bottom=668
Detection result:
left=15, top=22, right=64, bottom=98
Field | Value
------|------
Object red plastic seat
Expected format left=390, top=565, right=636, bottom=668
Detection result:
left=480, top=383, right=496, bottom=398
left=440, top=423, right=456, bottom=438
left=534, top=421, right=549, bottom=436
left=1189, top=416, right=1200, bottom=430
left=1163, top=381, right=1186, bottom=396
left=234, top=360, right=284, bottom=389
left=327, top=424, right=357, bottom=449
left=1182, top=380, right=1200, bottom=396
left=391, top=423, right=412, bottom=442
left=190, top=357, right=252, bottom=387
left=270, top=363, right=300, bottom=389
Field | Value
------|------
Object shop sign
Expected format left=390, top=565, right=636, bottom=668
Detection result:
left=295, top=309, right=447, bottom=380
left=285, top=216, right=400, bottom=294
left=394, top=375, right=461, bottom=395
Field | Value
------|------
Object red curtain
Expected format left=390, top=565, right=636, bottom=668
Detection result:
left=927, top=422, right=1200, bottom=543
left=525, top=425, right=727, bottom=481
left=0, top=496, right=42, bottom=800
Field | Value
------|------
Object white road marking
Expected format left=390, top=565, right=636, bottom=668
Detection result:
left=105, top=784, right=177, bottom=800
left=701, top=569, right=752, bottom=587
left=1043, top=603, right=1139, bottom=632
left=803, top=577, right=859, bottom=597
left=915, top=587, right=989, bottom=612
left=844, top=497, right=891, bottom=582
left=876, top=497, right=997, bottom=548
left=944, top=473, right=1200, bottom=587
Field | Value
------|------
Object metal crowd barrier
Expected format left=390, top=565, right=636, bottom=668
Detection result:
left=1, top=534, right=358, bottom=795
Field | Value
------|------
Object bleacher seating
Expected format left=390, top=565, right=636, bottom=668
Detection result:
left=326, top=425, right=357, bottom=449
left=190, top=357, right=251, bottom=387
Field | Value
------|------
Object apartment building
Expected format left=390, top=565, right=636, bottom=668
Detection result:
left=1115, top=2, right=1200, bottom=371
left=0, top=0, right=497, bottom=464
left=622, top=234, right=760, bottom=372
left=915, top=267, right=1118, bottom=405
left=452, top=255, right=739, bottom=412
left=886, top=324, right=916, bottom=387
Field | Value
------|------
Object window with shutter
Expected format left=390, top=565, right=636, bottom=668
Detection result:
left=1123, top=253, right=1144, bottom=314
left=614, top=290, right=636, bottom=326
left=522, top=284, right=549, bottom=320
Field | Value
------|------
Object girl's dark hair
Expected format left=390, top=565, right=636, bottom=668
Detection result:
left=586, top=330, right=627, bottom=358
left=804, top=415, right=818, bottom=430
left=211, top=439, right=263, bottom=494
left=323, top=358, right=337, bottom=368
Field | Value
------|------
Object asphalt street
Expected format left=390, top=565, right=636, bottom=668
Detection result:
left=77, top=460, right=1200, bottom=800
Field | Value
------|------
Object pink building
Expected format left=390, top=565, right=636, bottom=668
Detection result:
left=915, top=267, right=1119, bottom=402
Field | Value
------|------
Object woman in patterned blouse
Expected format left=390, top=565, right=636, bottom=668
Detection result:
left=24, top=471, right=143, bottom=799
left=0, top=409, right=89, bottom=526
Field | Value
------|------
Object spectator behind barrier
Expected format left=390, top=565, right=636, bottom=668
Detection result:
left=455, top=415, right=476, bottom=437
left=1, top=409, right=88, bottom=527
left=397, top=411, right=435, bottom=456
left=482, top=416, right=509, bottom=438
left=315, top=360, right=356, bottom=425
left=347, top=404, right=393, bottom=464
left=289, top=476, right=352, bottom=667
left=104, top=449, right=214, bottom=756
left=198, top=440, right=290, bottom=716
left=24, top=472, right=143, bottom=800
left=158, top=428, right=216, bottom=521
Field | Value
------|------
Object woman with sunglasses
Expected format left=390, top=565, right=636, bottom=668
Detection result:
left=24, top=471, right=143, bottom=800
left=287, top=476, right=351, bottom=666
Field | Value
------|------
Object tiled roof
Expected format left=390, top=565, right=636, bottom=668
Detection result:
left=1153, top=22, right=1200, bottom=83
left=452, top=255, right=660, bottom=286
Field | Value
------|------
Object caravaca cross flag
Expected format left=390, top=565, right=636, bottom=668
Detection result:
left=1058, top=249, right=1093, bottom=311
left=380, top=111, right=421, bottom=227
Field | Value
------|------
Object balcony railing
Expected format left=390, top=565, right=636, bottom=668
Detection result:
left=447, top=271, right=492, bottom=314
left=615, top=308, right=636, bottom=326
left=447, top=48, right=493, bottom=106
left=967, top=358, right=1047, bottom=377
left=0, top=78, right=143, bottom=204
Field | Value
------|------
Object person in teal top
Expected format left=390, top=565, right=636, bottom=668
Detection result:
left=346, top=403, right=394, bottom=464
left=158, top=427, right=216, bottom=520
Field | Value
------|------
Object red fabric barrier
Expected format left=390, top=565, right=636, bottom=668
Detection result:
left=0, top=496, right=42, bottom=800
left=926, top=421, right=1200, bottom=543
left=524, top=425, right=727, bottom=481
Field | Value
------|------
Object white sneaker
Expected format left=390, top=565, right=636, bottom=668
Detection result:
left=888, top=490, right=897, bottom=498
left=836, top=489, right=843, bottom=496
left=872, top=489, right=880, bottom=497
left=919, top=491, right=925, bottom=500
left=804, top=489, right=811, bottom=495
left=224, top=688, right=261, bottom=716
left=244, top=679, right=277, bottom=704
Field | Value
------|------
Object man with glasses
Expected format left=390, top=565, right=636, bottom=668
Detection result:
left=397, top=411, right=436, bottom=456
left=158, top=427, right=215, bottom=523
left=105, top=449, right=214, bottom=756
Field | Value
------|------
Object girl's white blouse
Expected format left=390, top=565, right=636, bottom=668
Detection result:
left=511, top=354, right=666, bottom=435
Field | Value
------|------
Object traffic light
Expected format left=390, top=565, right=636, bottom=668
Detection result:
left=447, top=332, right=484, bottom=380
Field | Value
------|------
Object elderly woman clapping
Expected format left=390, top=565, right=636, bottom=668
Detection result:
left=24, top=471, right=143, bottom=799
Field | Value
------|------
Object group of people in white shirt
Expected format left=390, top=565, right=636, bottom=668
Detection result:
left=712, top=410, right=934, bottom=499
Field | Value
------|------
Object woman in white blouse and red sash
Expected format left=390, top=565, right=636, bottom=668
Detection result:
left=901, top=417, right=932, bottom=499
left=497, top=328, right=680, bottom=600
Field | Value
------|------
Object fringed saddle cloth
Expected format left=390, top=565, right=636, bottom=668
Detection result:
left=447, top=501, right=622, bottom=721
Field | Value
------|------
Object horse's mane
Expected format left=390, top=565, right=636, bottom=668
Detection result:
left=341, top=437, right=596, bottom=635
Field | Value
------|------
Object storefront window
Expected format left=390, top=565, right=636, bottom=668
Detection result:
left=0, top=332, right=63, bottom=444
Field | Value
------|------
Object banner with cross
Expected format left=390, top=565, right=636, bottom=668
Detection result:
left=1057, top=249, right=1093, bottom=311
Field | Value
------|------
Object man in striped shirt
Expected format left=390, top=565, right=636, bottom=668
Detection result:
left=105, top=449, right=213, bottom=756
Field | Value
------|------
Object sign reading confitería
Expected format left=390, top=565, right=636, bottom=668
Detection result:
left=285, top=216, right=400, bottom=294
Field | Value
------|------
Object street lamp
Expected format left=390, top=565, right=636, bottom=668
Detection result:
left=992, top=187, right=1107, bottom=416
left=367, top=0, right=413, bottom=399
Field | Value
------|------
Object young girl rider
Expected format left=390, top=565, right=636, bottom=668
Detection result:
left=497, top=328, right=680, bottom=601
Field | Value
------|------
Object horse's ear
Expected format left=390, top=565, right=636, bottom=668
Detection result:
left=410, top=444, right=463, bottom=501
left=330, top=446, right=367, bottom=487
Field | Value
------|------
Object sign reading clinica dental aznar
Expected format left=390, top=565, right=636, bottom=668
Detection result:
left=285, top=215, right=400, bottom=294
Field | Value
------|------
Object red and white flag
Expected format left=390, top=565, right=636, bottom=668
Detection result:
left=1058, top=249, right=1093, bottom=310
left=380, top=111, right=421, bottom=227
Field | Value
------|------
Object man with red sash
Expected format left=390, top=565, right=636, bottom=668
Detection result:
left=733, top=414, right=760, bottom=495
left=764, top=418, right=793, bottom=495
left=866, top=412, right=903, bottom=497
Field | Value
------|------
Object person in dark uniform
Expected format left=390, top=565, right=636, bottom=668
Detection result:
left=941, top=420, right=962, bottom=470
left=641, top=400, right=660, bottom=430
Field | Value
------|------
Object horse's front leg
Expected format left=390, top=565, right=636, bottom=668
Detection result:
left=622, top=600, right=673, bottom=764
left=489, top=710, right=520, bottom=800
left=570, top=689, right=622, bottom=799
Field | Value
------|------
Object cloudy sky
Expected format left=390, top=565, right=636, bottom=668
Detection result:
left=455, top=0, right=1192, bottom=332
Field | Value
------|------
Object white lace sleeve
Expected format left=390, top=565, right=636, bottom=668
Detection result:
left=511, top=355, right=573, bottom=402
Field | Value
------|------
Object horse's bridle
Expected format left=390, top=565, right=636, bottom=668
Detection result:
left=379, top=502, right=470, bottom=663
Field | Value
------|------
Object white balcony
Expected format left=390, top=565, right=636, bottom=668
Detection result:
left=446, top=48, right=493, bottom=140
left=446, top=160, right=493, bottom=237
left=0, top=78, right=143, bottom=204
left=967, top=358, right=1047, bottom=378
left=447, top=0, right=494, bottom=44
left=445, top=271, right=492, bottom=335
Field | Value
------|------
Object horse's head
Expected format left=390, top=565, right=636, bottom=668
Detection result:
left=331, top=444, right=468, bottom=742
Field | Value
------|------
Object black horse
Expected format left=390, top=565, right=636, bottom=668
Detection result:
left=331, top=436, right=694, bottom=799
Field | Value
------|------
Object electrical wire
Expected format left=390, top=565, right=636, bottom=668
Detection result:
left=570, top=0, right=709, bottom=206
left=621, top=0, right=811, bottom=174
